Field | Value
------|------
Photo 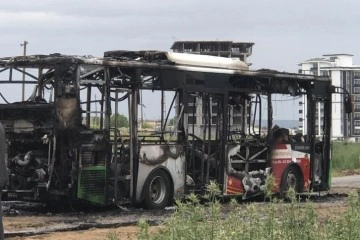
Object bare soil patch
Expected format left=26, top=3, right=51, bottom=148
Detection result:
left=7, top=226, right=162, bottom=240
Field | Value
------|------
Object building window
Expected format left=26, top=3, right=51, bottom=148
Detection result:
left=320, top=70, right=329, bottom=76
left=233, top=116, right=242, bottom=124
left=355, top=104, right=360, bottom=111
left=354, top=87, right=360, bottom=93
left=211, top=116, right=218, bottom=124
left=187, top=93, right=198, bottom=125
left=354, top=129, right=360, bottom=135
left=188, top=105, right=197, bottom=113
left=188, top=116, right=196, bottom=124
left=354, top=72, right=360, bottom=78
left=211, top=105, right=218, bottom=113
left=210, top=97, right=220, bottom=125
left=232, top=104, right=243, bottom=126
left=354, top=79, right=360, bottom=86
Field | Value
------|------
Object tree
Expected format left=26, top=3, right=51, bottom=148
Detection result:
left=110, top=114, right=129, bottom=128
left=91, top=116, right=100, bottom=128
left=142, top=122, right=152, bottom=129
left=168, top=117, right=176, bottom=126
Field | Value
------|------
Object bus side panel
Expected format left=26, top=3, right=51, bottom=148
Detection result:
left=270, top=144, right=291, bottom=192
left=271, top=144, right=311, bottom=192
left=136, top=144, right=186, bottom=202
left=223, top=144, right=246, bottom=196
left=224, top=175, right=245, bottom=195
left=291, top=146, right=311, bottom=191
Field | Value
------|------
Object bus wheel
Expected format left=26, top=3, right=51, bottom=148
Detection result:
left=280, top=166, right=302, bottom=196
left=143, top=170, right=171, bottom=210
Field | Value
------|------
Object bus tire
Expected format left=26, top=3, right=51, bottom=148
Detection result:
left=143, top=170, right=171, bottom=210
left=280, top=165, right=302, bottom=197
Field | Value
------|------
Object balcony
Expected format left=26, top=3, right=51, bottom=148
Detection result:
left=354, top=80, right=360, bottom=87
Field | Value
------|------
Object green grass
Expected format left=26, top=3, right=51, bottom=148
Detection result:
left=137, top=180, right=360, bottom=240
left=332, top=142, right=360, bottom=173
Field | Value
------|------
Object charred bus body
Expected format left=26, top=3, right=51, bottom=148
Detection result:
left=0, top=51, right=349, bottom=208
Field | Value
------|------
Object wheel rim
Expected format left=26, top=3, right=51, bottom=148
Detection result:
left=286, top=171, right=297, bottom=190
left=149, top=176, right=166, bottom=204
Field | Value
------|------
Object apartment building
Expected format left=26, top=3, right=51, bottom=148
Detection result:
left=171, top=41, right=254, bottom=64
left=170, top=41, right=254, bottom=137
left=299, top=54, right=360, bottom=141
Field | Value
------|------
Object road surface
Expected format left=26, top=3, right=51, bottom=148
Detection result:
left=332, top=175, right=360, bottom=188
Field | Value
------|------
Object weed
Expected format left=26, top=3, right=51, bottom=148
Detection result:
left=137, top=219, right=150, bottom=240
left=105, top=229, right=119, bottom=240
left=136, top=179, right=360, bottom=240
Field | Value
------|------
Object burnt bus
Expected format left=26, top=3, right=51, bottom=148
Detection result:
left=0, top=51, right=351, bottom=208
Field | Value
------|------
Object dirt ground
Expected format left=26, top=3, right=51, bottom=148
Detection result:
left=6, top=226, right=162, bottom=240
left=3, top=211, right=167, bottom=240
left=4, top=202, right=350, bottom=240
left=3, top=185, right=359, bottom=240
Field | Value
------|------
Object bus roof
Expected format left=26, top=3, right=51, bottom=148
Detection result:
left=0, top=51, right=330, bottom=83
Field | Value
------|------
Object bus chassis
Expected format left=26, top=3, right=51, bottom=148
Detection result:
left=0, top=51, right=351, bottom=209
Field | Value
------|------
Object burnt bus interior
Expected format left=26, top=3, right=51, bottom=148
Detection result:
left=180, top=70, right=334, bottom=193
left=0, top=51, right=349, bottom=206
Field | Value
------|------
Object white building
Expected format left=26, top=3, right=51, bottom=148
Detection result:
left=171, top=41, right=254, bottom=137
left=299, top=54, right=360, bottom=141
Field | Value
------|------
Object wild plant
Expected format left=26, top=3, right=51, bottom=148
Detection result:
left=105, top=229, right=119, bottom=240
left=137, top=180, right=360, bottom=240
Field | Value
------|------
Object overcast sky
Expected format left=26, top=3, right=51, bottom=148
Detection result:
left=1, top=0, right=360, bottom=120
